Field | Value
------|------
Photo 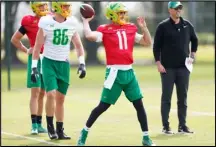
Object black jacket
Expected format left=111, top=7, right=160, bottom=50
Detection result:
left=153, top=17, right=198, bottom=68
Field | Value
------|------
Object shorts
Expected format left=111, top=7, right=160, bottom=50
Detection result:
left=27, top=54, right=44, bottom=89
left=42, top=57, right=70, bottom=95
left=101, top=68, right=143, bottom=105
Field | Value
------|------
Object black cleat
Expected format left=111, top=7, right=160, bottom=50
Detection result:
left=47, top=125, right=58, bottom=140
left=57, top=128, right=71, bottom=140
left=162, top=126, right=175, bottom=135
left=178, top=125, right=194, bottom=134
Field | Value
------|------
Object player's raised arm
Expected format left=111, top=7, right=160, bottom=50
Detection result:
left=136, top=17, right=152, bottom=46
left=71, top=32, right=86, bottom=79
left=82, top=16, right=103, bottom=42
left=31, top=28, right=45, bottom=83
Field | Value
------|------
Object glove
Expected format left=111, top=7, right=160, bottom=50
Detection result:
left=31, top=67, right=39, bottom=83
left=77, top=64, right=86, bottom=79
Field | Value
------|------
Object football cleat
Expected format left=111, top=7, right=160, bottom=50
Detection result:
left=142, top=136, right=156, bottom=146
left=77, top=129, right=88, bottom=146
left=47, top=124, right=58, bottom=140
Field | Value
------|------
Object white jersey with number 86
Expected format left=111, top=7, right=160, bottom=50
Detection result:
left=39, top=15, right=77, bottom=61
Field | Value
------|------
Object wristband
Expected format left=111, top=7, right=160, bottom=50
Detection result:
left=32, top=60, right=38, bottom=68
left=78, top=56, right=85, bottom=65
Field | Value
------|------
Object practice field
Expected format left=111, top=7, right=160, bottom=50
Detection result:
left=1, top=45, right=214, bottom=65
left=1, top=46, right=215, bottom=146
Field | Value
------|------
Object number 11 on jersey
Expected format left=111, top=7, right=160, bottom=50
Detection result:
left=116, top=31, right=128, bottom=50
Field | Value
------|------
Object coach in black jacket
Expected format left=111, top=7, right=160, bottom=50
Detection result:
left=153, top=1, right=198, bottom=134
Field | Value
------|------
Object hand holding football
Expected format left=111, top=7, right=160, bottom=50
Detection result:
left=80, top=4, right=95, bottom=18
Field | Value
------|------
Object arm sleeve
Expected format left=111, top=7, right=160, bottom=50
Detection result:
left=135, top=33, right=143, bottom=43
left=95, top=32, right=103, bottom=42
left=153, top=24, right=163, bottom=62
left=189, top=22, right=198, bottom=52
left=96, top=25, right=104, bottom=42
left=18, top=25, right=26, bottom=35
left=21, top=16, right=29, bottom=26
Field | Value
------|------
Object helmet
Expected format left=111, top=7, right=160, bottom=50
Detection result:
left=52, top=2, right=72, bottom=18
left=105, top=2, right=128, bottom=25
left=30, top=1, right=49, bottom=17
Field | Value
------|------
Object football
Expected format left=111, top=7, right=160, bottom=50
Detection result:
left=80, top=4, right=95, bottom=18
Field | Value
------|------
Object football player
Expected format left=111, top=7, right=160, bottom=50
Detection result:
left=31, top=2, right=86, bottom=140
left=11, top=1, right=49, bottom=135
left=77, top=2, right=155, bottom=146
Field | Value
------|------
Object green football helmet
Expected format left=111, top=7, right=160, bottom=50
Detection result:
left=52, top=2, right=72, bottom=18
left=30, top=1, right=49, bottom=16
left=105, top=2, right=128, bottom=25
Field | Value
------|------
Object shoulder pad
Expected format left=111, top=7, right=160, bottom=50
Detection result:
left=126, top=23, right=137, bottom=29
left=96, top=24, right=108, bottom=32
left=38, top=15, right=51, bottom=28
left=21, top=15, right=33, bottom=26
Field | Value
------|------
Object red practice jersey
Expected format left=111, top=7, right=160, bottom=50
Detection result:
left=97, top=23, right=138, bottom=65
left=21, top=15, right=44, bottom=53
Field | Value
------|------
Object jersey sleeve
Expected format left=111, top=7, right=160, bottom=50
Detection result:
left=135, top=33, right=143, bottom=43
left=38, top=16, right=47, bottom=29
left=96, top=25, right=105, bottom=32
left=38, top=16, right=48, bottom=37
left=68, top=16, right=78, bottom=37
left=20, top=16, right=31, bottom=34
left=129, top=23, right=142, bottom=43
left=95, top=25, right=104, bottom=42
left=21, top=15, right=30, bottom=26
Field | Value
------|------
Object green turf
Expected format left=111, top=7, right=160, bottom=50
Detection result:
left=1, top=45, right=215, bottom=146
left=1, top=45, right=213, bottom=64
left=1, top=62, right=215, bottom=146
left=1, top=63, right=214, bottom=91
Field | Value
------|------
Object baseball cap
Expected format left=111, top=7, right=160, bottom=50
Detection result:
left=168, top=1, right=183, bottom=9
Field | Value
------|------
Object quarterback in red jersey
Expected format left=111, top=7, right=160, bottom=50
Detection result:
left=11, top=1, right=49, bottom=135
left=77, top=2, right=155, bottom=146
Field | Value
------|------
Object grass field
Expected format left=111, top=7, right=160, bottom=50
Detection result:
left=1, top=45, right=213, bottom=65
left=1, top=46, right=215, bottom=146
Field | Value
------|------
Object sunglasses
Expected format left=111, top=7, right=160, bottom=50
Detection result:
left=174, top=6, right=183, bottom=10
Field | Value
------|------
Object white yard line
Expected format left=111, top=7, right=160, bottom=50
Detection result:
left=1, top=131, right=70, bottom=146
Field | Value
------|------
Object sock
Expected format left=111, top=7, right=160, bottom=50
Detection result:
left=84, top=126, right=90, bottom=131
left=46, top=116, right=54, bottom=126
left=56, top=122, right=63, bottom=132
left=31, top=114, right=37, bottom=124
left=37, top=116, right=42, bottom=125
left=143, top=131, right=149, bottom=136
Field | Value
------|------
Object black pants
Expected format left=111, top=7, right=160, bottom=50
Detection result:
left=160, top=67, right=190, bottom=127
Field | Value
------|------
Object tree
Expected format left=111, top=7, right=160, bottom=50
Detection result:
left=2, top=2, right=23, bottom=66
left=154, top=2, right=166, bottom=28
left=83, top=2, right=102, bottom=65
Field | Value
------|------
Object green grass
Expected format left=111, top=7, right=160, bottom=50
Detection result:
left=1, top=62, right=215, bottom=146
left=2, top=45, right=214, bottom=64
left=1, top=44, right=215, bottom=146
left=1, top=64, right=214, bottom=91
